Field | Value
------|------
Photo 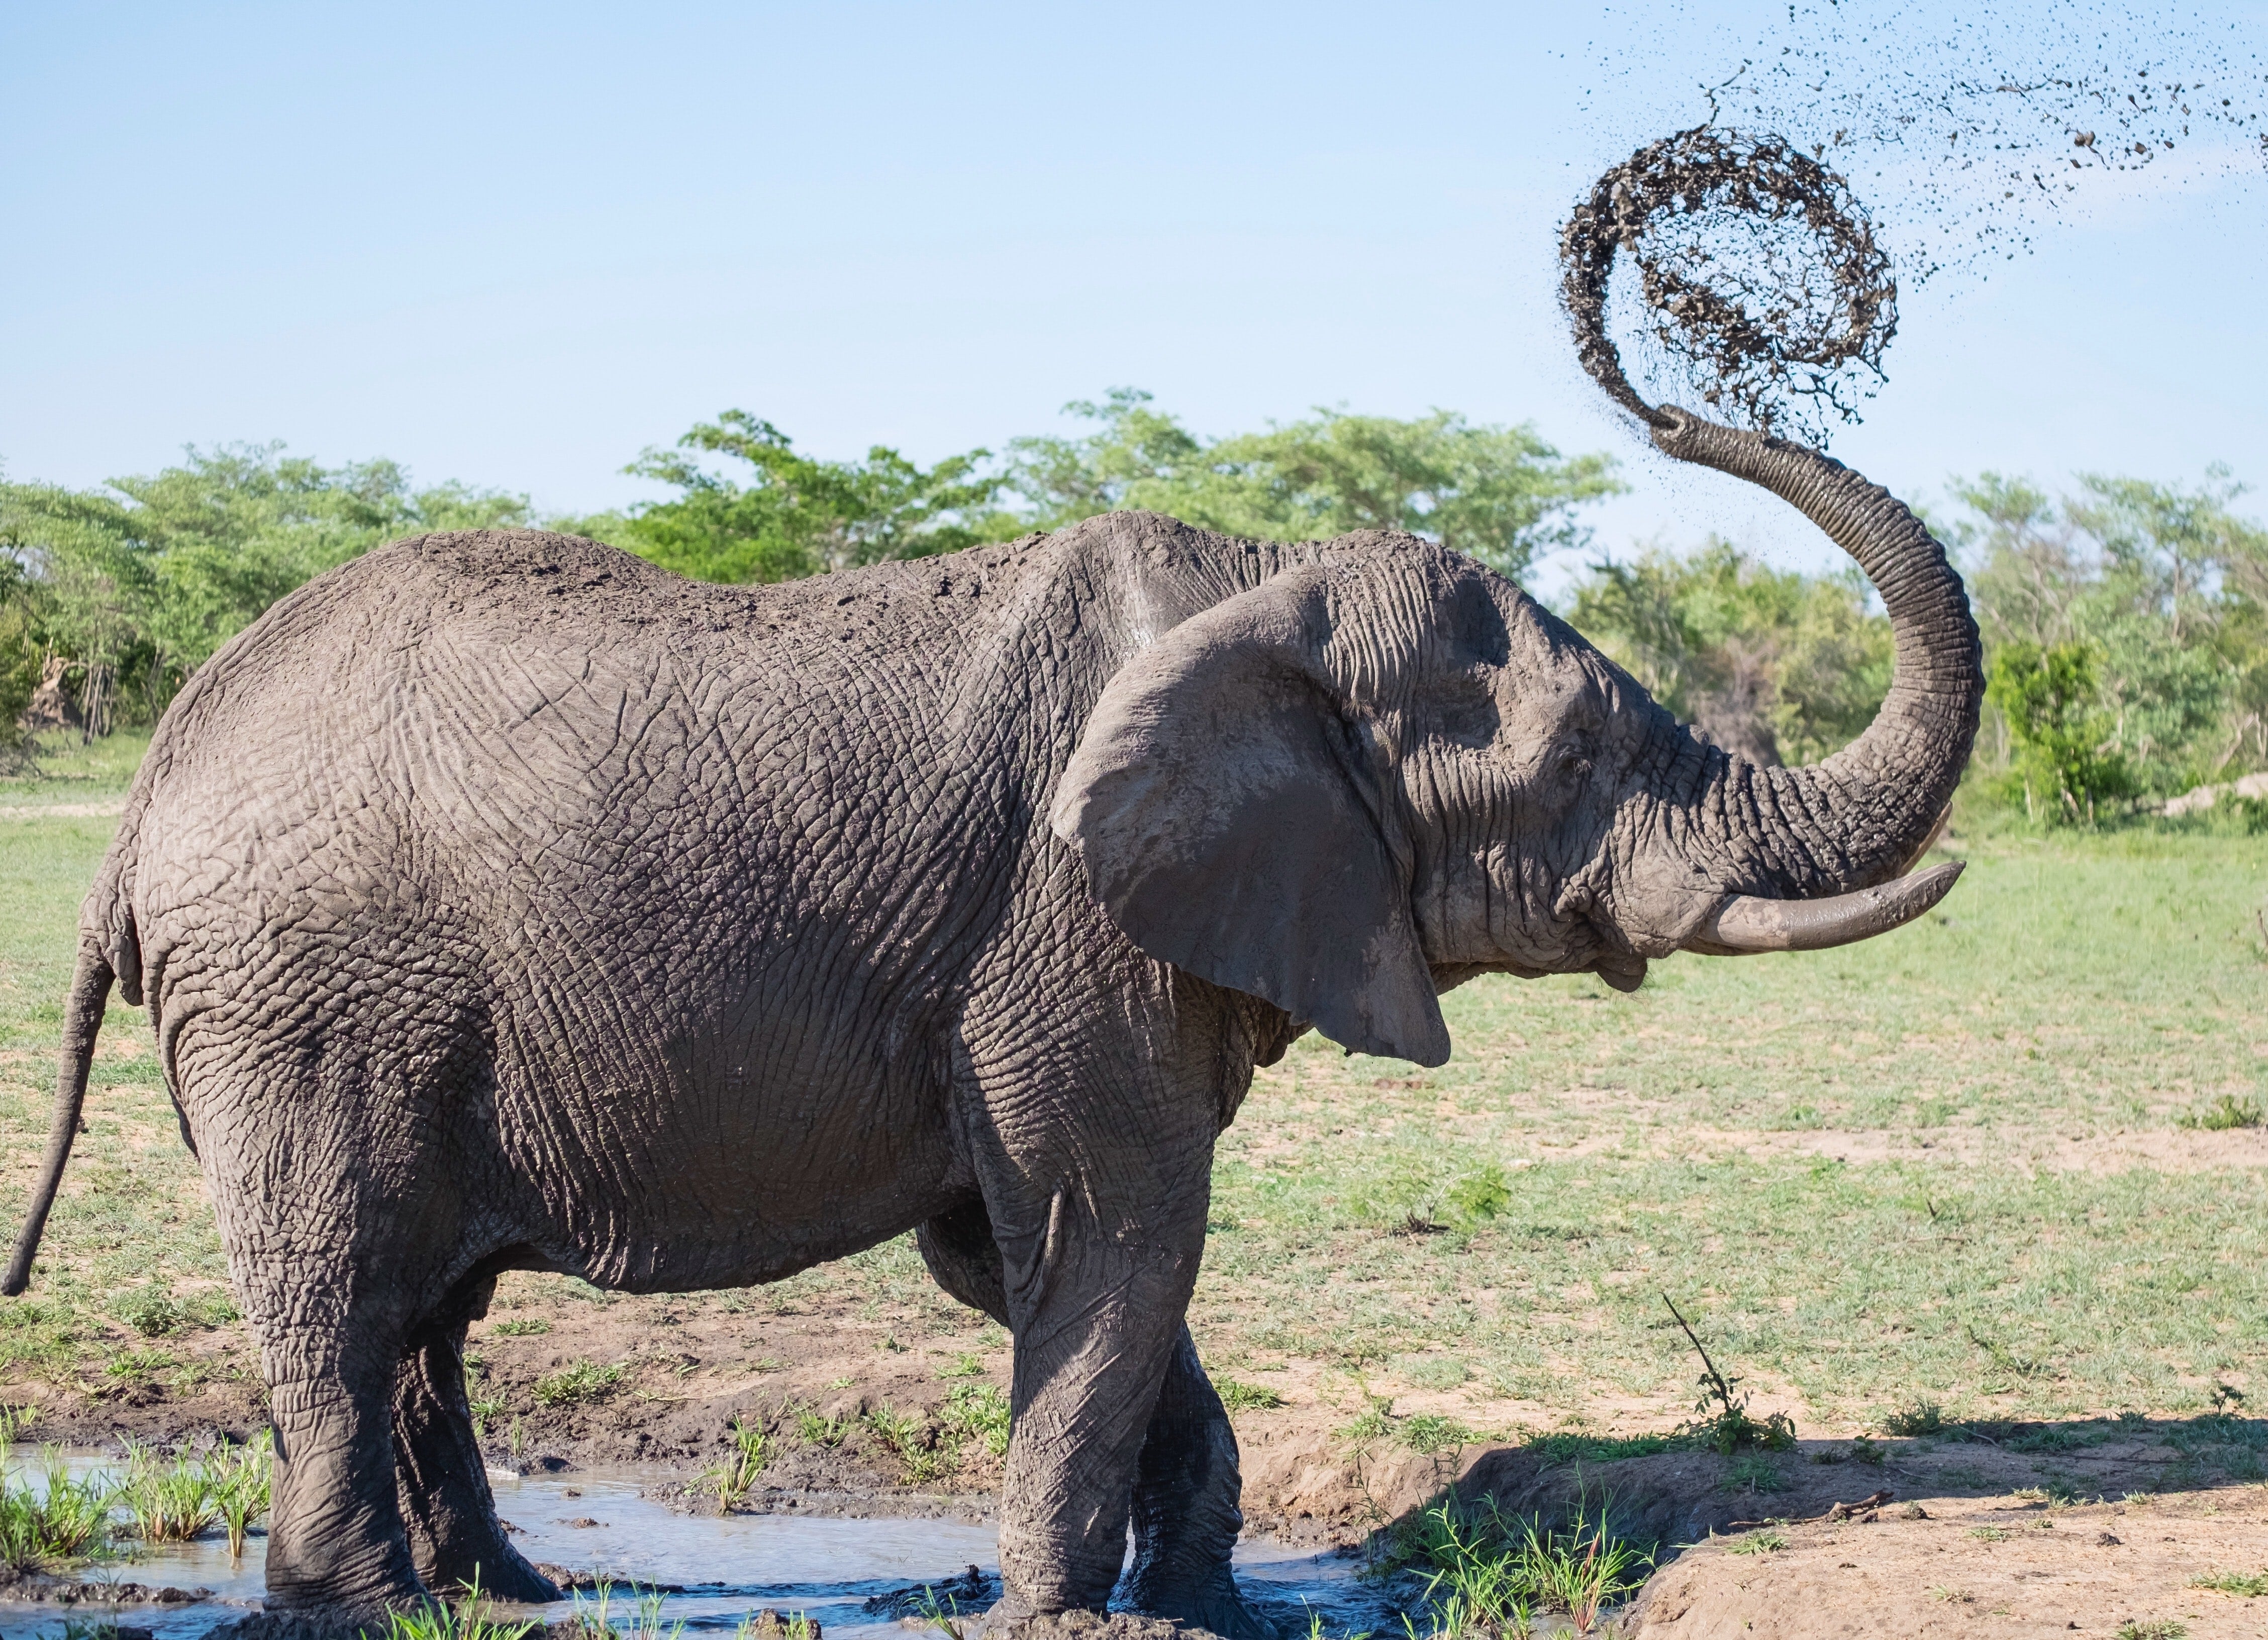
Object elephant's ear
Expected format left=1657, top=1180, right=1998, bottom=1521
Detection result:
left=1049, top=573, right=1451, bottom=1067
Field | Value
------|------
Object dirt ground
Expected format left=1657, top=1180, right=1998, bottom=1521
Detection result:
left=15, top=1285, right=2265, bottom=1635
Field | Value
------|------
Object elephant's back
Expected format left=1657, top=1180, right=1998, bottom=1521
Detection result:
left=117, top=535, right=818, bottom=1016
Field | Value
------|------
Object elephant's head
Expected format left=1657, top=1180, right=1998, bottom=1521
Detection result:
left=1048, top=406, right=1982, bottom=1067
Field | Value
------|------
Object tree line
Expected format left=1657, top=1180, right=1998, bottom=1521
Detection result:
left=4, top=394, right=2261, bottom=822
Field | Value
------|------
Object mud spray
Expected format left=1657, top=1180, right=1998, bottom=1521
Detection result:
left=1564, top=2, right=2265, bottom=444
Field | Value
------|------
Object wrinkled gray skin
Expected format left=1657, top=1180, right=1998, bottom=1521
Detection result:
left=4, top=409, right=1977, bottom=1637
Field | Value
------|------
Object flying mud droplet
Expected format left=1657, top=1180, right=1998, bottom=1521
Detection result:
left=1561, top=126, right=1898, bottom=447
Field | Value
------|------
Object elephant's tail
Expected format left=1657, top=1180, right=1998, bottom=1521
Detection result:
left=3, top=944, right=115, bottom=1296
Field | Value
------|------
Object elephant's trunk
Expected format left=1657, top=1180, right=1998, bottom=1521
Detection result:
left=1646, top=406, right=1982, bottom=935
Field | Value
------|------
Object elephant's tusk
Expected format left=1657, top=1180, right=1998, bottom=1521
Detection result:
left=1683, top=860, right=1965, bottom=956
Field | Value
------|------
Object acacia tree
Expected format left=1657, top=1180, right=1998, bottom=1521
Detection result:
left=1, top=446, right=527, bottom=730
left=1947, top=466, right=2268, bottom=798
left=1563, top=540, right=1892, bottom=766
left=1000, top=389, right=1623, bottom=579
left=610, top=412, right=1011, bottom=584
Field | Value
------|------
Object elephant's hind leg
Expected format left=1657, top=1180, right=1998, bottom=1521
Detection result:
left=392, top=1280, right=561, bottom=1602
left=1120, top=1330, right=1264, bottom=1640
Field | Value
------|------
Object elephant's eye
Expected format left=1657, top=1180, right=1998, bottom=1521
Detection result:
left=1555, top=748, right=1593, bottom=783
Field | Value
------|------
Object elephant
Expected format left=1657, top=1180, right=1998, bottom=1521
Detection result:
left=3, top=402, right=1978, bottom=1637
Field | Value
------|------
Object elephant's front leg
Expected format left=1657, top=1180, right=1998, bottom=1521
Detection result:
left=917, top=1204, right=1272, bottom=1637
left=987, top=1178, right=1203, bottom=1624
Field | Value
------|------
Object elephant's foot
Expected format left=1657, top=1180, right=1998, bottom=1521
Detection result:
left=976, top=1604, right=1236, bottom=1640
left=203, top=1602, right=407, bottom=1640
left=425, top=1540, right=561, bottom=1604
left=1117, top=1573, right=1282, bottom=1640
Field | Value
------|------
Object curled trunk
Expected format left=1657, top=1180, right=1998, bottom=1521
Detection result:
left=1648, top=407, right=1982, bottom=905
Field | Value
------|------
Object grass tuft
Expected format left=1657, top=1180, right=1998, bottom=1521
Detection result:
left=704, top=1414, right=768, bottom=1512
left=1391, top=1493, right=1652, bottom=1633
left=1726, top=1528, right=1788, bottom=1555
left=366, top=1570, right=539, bottom=1640
left=532, top=1360, right=621, bottom=1408
left=2192, top=1568, right=2268, bottom=1597
left=2176, top=1093, right=2263, bottom=1131
left=1880, top=1401, right=1943, bottom=1437
left=1215, top=1378, right=1288, bottom=1413
left=0, top=1449, right=114, bottom=1569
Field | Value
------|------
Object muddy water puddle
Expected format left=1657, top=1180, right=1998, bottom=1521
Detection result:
left=0, top=1453, right=1413, bottom=1639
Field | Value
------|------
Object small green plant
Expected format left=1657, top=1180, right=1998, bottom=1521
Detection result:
left=792, top=1403, right=851, bottom=1448
left=1969, top=1526, right=2012, bottom=1542
left=120, top=1439, right=220, bottom=1542
left=1726, top=1528, right=1788, bottom=1555
left=940, top=1383, right=1012, bottom=1460
left=568, top=1576, right=617, bottom=1638
left=1849, top=1435, right=1887, bottom=1466
left=941, top=1352, right=984, bottom=1378
left=489, top=1318, right=551, bottom=1337
left=704, top=1415, right=768, bottom=1512
left=1215, top=1378, right=1287, bottom=1413
left=1338, top=1395, right=1396, bottom=1449
left=1445, top=1164, right=1511, bottom=1226
left=469, top=1393, right=507, bottom=1440
left=1395, top=1493, right=1651, bottom=1633
left=2113, top=1622, right=2188, bottom=1640
left=0, top=1448, right=115, bottom=1569
left=1398, top=1414, right=1474, bottom=1457
left=628, top=1582, right=684, bottom=1640
left=366, top=1569, right=540, bottom=1640
left=1722, top=1453, right=1783, bottom=1494
left=865, top=1404, right=950, bottom=1484
left=2192, top=1568, right=2268, bottom=1596
left=1662, top=1295, right=1794, bottom=1455
left=2177, top=1093, right=2263, bottom=1131
left=734, top=1612, right=817, bottom=1640
left=212, top=1432, right=273, bottom=1557
left=110, top=1285, right=188, bottom=1338
left=912, top=1585, right=969, bottom=1639
left=533, top=1360, right=622, bottom=1407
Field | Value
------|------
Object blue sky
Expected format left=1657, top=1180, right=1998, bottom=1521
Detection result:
left=4, top=1, right=2262, bottom=594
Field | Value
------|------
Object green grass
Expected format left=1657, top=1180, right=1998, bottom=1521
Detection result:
left=1196, top=830, right=2268, bottom=1428
left=1389, top=1493, right=1653, bottom=1632
left=703, top=1414, right=768, bottom=1512
left=365, top=1569, right=538, bottom=1640
left=0, top=1448, right=116, bottom=1569
left=531, top=1360, right=622, bottom=1407
left=1215, top=1377, right=1288, bottom=1412
left=2192, top=1568, right=2268, bottom=1597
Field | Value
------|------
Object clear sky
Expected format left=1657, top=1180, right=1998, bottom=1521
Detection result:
left=4, top=1, right=2262, bottom=594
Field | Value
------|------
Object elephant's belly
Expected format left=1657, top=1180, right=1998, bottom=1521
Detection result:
left=496, top=1034, right=966, bottom=1296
